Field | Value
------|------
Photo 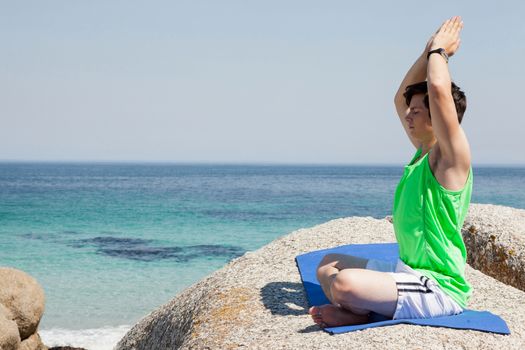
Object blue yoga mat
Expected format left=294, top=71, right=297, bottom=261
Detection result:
left=295, top=243, right=510, bottom=335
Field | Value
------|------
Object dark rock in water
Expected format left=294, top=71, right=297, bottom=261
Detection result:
left=71, top=236, right=153, bottom=248
left=187, top=244, right=245, bottom=256
left=70, top=235, right=246, bottom=262
left=98, top=244, right=245, bottom=262
left=20, top=233, right=51, bottom=241
left=99, top=246, right=184, bottom=261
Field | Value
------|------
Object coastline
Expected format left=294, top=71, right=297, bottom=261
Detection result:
left=39, top=326, right=131, bottom=350
left=5, top=203, right=525, bottom=349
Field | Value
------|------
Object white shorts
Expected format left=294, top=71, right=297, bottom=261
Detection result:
left=366, top=258, right=464, bottom=320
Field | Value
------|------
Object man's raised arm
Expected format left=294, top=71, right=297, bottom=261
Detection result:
left=394, top=35, right=436, bottom=148
left=426, top=16, right=470, bottom=169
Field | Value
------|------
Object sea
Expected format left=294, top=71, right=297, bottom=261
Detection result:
left=1, top=162, right=524, bottom=349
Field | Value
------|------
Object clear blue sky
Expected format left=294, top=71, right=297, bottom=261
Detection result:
left=1, top=1, right=524, bottom=164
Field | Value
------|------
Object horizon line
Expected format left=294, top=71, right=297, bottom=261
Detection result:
left=1, top=159, right=524, bottom=168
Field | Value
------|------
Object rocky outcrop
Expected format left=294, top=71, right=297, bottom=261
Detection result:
left=0, top=268, right=47, bottom=350
left=116, top=204, right=525, bottom=350
left=463, top=203, right=525, bottom=291
left=0, top=306, right=20, bottom=350
left=19, top=333, right=47, bottom=350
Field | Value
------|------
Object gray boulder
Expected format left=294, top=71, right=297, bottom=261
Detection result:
left=0, top=305, right=21, bottom=350
left=0, top=268, right=47, bottom=350
left=463, top=203, right=525, bottom=291
left=116, top=204, right=525, bottom=349
left=0, top=268, right=45, bottom=340
left=19, top=333, right=47, bottom=350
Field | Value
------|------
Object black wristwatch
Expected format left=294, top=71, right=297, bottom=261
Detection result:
left=427, top=48, right=449, bottom=63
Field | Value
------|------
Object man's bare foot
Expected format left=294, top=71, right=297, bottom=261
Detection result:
left=308, top=304, right=370, bottom=328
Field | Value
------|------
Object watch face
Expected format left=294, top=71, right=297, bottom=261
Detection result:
left=439, top=49, right=449, bottom=61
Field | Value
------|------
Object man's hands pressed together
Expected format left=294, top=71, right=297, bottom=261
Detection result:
left=429, top=16, right=464, bottom=57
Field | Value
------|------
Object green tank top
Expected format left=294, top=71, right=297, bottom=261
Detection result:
left=392, top=148, right=473, bottom=308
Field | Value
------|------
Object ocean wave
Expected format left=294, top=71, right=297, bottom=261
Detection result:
left=40, top=325, right=131, bottom=350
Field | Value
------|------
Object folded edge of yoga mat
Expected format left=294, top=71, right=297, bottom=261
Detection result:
left=295, top=243, right=510, bottom=335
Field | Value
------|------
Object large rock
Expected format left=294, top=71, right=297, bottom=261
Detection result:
left=463, top=204, right=525, bottom=291
left=0, top=305, right=21, bottom=350
left=116, top=204, right=525, bottom=349
left=0, top=268, right=45, bottom=340
left=19, top=333, right=47, bottom=350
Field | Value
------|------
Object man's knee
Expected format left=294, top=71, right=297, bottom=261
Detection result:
left=330, top=269, right=361, bottom=305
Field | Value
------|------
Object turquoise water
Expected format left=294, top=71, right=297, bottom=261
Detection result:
left=1, top=163, right=524, bottom=339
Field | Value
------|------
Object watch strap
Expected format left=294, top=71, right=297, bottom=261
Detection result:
left=427, top=48, right=449, bottom=63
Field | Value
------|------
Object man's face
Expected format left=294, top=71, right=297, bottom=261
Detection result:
left=406, top=94, right=433, bottom=138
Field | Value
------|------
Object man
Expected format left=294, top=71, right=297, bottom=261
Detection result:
left=309, top=16, right=472, bottom=327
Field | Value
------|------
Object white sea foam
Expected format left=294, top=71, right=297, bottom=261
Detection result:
left=40, top=325, right=131, bottom=350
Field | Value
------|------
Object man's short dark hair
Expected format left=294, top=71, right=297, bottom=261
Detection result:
left=403, top=81, right=467, bottom=124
